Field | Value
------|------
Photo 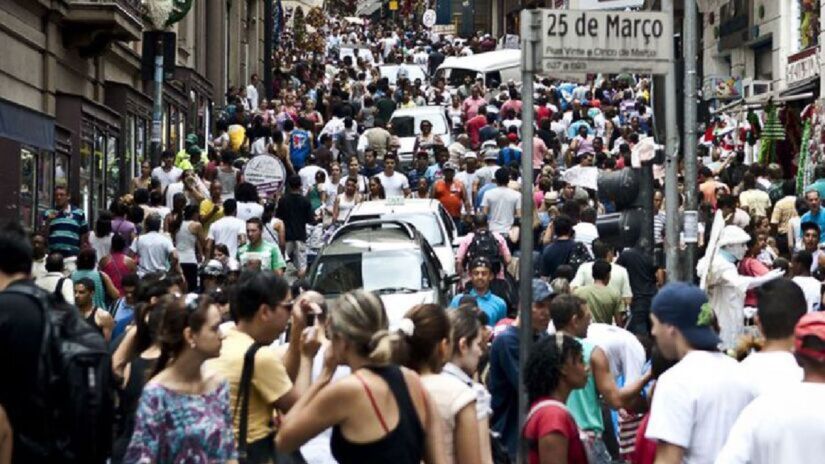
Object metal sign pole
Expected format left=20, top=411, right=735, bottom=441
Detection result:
left=663, top=0, right=681, bottom=282
left=682, top=0, right=699, bottom=279
left=517, top=8, right=540, bottom=464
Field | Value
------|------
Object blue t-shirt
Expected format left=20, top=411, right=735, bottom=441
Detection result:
left=498, top=147, right=522, bottom=166
left=801, top=209, right=825, bottom=243
left=289, top=129, right=311, bottom=169
left=449, top=289, right=507, bottom=325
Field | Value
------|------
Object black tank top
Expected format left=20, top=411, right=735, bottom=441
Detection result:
left=330, top=365, right=425, bottom=464
left=84, top=307, right=104, bottom=335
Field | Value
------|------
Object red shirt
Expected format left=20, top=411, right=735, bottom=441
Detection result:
left=467, top=115, right=487, bottom=149
left=631, top=413, right=656, bottom=464
left=524, top=398, right=588, bottom=464
left=433, top=179, right=466, bottom=218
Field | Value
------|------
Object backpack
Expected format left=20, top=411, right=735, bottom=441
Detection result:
left=465, top=229, right=502, bottom=271
left=6, top=283, right=114, bottom=464
left=565, top=241, right=594, bottom=273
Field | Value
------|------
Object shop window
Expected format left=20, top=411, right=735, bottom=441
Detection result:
left=125, top=114, right=135, bottom=181
left=19, top=148, right=36, bottom=229
left=55, top=153, right=69, bottom=189
left=136, top=118, right=147, bottom=167
left=80, top=121, right=94, bottom=219
left=94, top=128, right=106, bottom=213
left=800, top=0, right=820, bottom=50
left=37, top=151, right=53, bottom=220
left=106, top=134, right=120, bottom=208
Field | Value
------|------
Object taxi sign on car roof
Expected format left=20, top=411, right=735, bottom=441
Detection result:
left=386, top=197, right=406, bottom=206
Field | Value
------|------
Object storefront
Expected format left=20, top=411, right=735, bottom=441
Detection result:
left=176, top=66, right=215, bottom=144
left=106, top=81, right=153, bottom=193
left=162, top=82, right=190, bottom=155
left=0, top=98, right=71, bottom=230
left=56, top=93, right=122, bottom=223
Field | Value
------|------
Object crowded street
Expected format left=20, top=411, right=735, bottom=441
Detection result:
left=1, top=0, right=825, bottom=463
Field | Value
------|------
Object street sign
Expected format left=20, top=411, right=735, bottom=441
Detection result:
left=243, top=154, right=286, bottom=196
left=536, top=9, right=673, bottom=76
left=389, top=0, right=398, bottom=11
left=422, top=9, right=436, bottom=28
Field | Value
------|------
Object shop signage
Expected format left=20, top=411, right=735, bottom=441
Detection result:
left=243, top=154, right=286, bottom=196
left=702, top=76, right=742, bottom=100
left=786, top=47, right=821, bottom=87
left=422, top=9, right=436, bottom=28
left=537, top=10, right=673, bottom=75
left=568, top=0, right=645, bottom=9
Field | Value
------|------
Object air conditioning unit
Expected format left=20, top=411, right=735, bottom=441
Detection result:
left=742, top=78, right=772, bottom=98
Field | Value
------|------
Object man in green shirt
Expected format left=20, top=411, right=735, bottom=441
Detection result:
left=238, top=217, right=286, bottom=275
left=574, top=260, right=625, bottom=326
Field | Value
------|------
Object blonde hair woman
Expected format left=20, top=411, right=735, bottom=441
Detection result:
left=276, top=290, right=447, bottom=464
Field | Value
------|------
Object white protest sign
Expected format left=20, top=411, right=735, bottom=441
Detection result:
left=536, top=9, right=673, bottom=76
left=243, top=155, right=286, bottom=196
left=562, top=165, right=599, bottom=190
left=422, top=9, right=436, bottom=28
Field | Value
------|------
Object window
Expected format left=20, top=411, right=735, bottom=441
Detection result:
left=93, top=128, right=106, bottom=213
left=55, top=153, right=69, bottom=189
left=37, top=151, right=53, bottom=220
left=19, top=148, right=36, bottom=228
left=80, top=120, right=93, bottom=219
left=125, top=114, right=135, bottom=181
left=106, top=133, right=119, bottom=208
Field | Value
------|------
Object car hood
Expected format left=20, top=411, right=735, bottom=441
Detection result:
left=379, top=290, right=436, bottom=328
left=397, top=136, right=416, bottom=155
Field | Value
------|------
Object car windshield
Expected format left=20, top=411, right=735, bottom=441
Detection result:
left=311, top=249, right=431, bottom=295
left=391, top=114, right=449, bottom=137
left=352, top=213, right=444, bottom=246
left=446, top=68, right=479, bottom=87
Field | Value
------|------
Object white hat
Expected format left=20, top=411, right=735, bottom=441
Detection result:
left=717, top=225, right=750, bottom=247
left=463, top=151, right=478, bottom=160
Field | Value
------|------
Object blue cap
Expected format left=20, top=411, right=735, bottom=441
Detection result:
left=532, top=279, right=554, bottom=303
left=652, top=282, right=720, bottom=350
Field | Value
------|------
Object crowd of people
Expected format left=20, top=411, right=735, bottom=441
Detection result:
left=0, top=9, right=824, bottom=464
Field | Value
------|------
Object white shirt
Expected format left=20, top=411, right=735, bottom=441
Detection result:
left=207, top=216, right=247, bottom=257
left=376, top=171, right=410, bottom=198
left=481, top=186, right=521, bottom=234
left=299, top=344, right=351, bottom=464
left=151, top=166, right=182, bottom=191
left=35, top=272, right=75, bottom=304
left=586, top=323, right=645, bottom=382
left=165, top=181, right=185, bottom=209
left=738, top=351, right=803, bottom=397
left=299, top=165, right=328, bottom=195
left=792, top=276, right=821, bottom=312
left=715, top=383, right=825, bottom=464
left=130, top=232, right=175, bottom=277
left=571, top=261, right=633, bottom=300
left=573, top=222, right=599, bottom=254
left=646, top=351, right=753, bottom=464
left=236, top=201, right=264, bottom=221
left=246, top=83, right=259, bottom=110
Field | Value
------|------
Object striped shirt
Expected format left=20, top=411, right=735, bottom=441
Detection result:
left=42, top=206, right=88, bottom=257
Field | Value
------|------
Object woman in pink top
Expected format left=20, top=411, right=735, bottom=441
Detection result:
left=738, top=233, right=770, bottom=307
left=99, top=234, right=137, bottom=296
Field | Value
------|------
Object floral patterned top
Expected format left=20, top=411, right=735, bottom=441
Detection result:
left=125, top=380, right=238, bottom=463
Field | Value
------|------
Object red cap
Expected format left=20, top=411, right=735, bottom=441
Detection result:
left=795, top=312, right=825, bottom=362
left=507, top=133, right=518, bottom=143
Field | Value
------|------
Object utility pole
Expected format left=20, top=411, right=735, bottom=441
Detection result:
left=517, top=9, right=539, bottom=462
left=150, top=35, right=164, bottom=167
left=264, top=0, right=274, bottom=101
left=683, top=0, right=699, bottom=280
left=662, top=0, right=681, bottom=282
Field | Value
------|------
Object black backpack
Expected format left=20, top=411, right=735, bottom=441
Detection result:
left=565, top=241, right=594, bottom=273
left=465, top=229, right=502, bottom=271
left=7, top=283, right=114, bottom=464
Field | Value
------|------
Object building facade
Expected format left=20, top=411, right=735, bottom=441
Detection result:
left=0, top=0, right=269, bottom=230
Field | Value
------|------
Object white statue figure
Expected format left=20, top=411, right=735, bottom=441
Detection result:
left=697, top=211, right=784, bottom=350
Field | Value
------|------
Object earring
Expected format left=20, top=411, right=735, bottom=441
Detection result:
left=190, top=342, right=197, bottom=349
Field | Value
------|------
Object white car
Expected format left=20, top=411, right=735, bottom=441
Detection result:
left=388, top=106, right=453, bottom=165
left=308, top=219, right=455, bottom=327
left=345, top=198, right=460, bottom=277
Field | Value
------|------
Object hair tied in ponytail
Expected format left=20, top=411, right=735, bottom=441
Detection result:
left=398, top=318, right=415, bottom=337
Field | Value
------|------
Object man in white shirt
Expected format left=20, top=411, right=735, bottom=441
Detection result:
left=791, top=250, right=822, bottom=313
left=376, top=154, right=410, bottom=198
left=571, top=240, right=633, bottom=308
left=716, top=312, right=825, bottom=464
left=130, top=213, right=179, bottom=277
left=246, top=74, right=260, bottom=110
left=646, top=283, right=753, bottom=464
left=573, top=207, right=600, bottom=253
left=586, top=323, right=646, bottom=383
left=481, top=167, right=520, bottom=235
left=298, top=156, right=328, bottom=195
left=34, top=252, right=74, bottom=304
left=151, top=150, right=182, bottom=191
left=738, top=278, right=805, bottom=397
left=206, top=199, right=247, bottom=258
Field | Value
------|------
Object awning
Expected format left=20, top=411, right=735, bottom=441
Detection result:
left=0, top=98, right=54, bottom=151
left=780, top=76, right=819, bottom=98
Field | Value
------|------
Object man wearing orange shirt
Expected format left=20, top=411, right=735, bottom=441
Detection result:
left=433, top=162, right=472, bottom=231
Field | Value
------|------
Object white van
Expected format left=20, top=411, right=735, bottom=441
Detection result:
left=434, top=49, right=521, bottom=91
